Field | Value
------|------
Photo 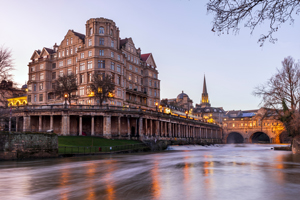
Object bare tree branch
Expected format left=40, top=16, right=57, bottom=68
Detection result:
left=53, top=73, right=78, bottom=104
left=207, top=0, right=300, bottom=46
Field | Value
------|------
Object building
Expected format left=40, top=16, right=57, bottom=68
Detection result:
left=27, top=18, right=160, bottom=108
left=0, top=80, right=27, bottom=107
left=193, top=76, right=224, bottom=124
left=161, top=91, right=193, bottom=111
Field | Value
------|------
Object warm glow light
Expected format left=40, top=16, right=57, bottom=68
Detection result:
left=98, top=87, right=102, bottom=93
left=108, top=92, right=114, bottom=97
left=155, top=102, right=158, bottom=106
left=88, top=91, right=95, bottom=97
left=185, top=111, right=188, bottom=114
left=64, top=94, right=68, bottom=98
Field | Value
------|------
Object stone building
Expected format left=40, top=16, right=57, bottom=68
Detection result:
left=0, top=81, right=27, bottom=107
left=161, top=91, right=193, bottom=111
left=193, top=76, right=224, bottom=124
left=27, top=18, right=160, bottom=108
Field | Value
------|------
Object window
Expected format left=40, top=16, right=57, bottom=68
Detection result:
left=81, top=53, right=84, bottom=59
left=66, top=49, right=69, bottom=56
left=149, top=99, right=152, bottom=106
left=153, top=73, right=157, bottom=78
left=128, top=55, right=130, bottom=61
left=62, top=51, right=64, bottom=57
left=58, top=52, right=61, bottom=58
left=154, top=90, right=157, bottom=97
left=80, top=87, right=84, bottom=96
left=40, top=73, right=44, bottom=80
left=117, top=89, right=121, bottom=97
left=28, top=95, right=31, bottom=102
left=59, top=61, right=63, bottom=67
left=111, top=41, right=114, bottom=48
left=118, top=55, right=120, bottom=60
left=117, top=65, right=121, bottom=73
left=71, top=38, right=73, bottom=44
left=31, top=66, right=35, bottom=72
left=154, top=81, right=157, bottom=87
left=70, top=48, right=73, bottom=54
left=111, top=52, right=114, bottom=58
left=149, top=72, right=152, bottom=77
left=52, top=72, right=56, bottom=79
left=52, top=63, right=56, bottom=69
left=99, top=38, right=104, bottom=45
left=68, top=69, right=72, bottom=75
left=67, top=59, right=71, bottom=65
left=135, top=67, right=138, bottom=73
left=116, top=76, right=120, bottom=85
left=31, top=75, right=35, bottom=81
left=128, top=74, right=132, bottom=81
left=129, top=65, right=132, bottom=70
left=88, top=73, right=92, bottom=82
left=149, top=89, right=152, bottom=96
left=88, top=51, right=92, bottom=57
left=48, top=93, right=54, bottom=100
left=88, top=39, right=92, bottom=46
left=88, top=61, right=92, bottom=69
left=76, top=57, right=77, bottom=63
left=98, top=60, right=105, bottom=68
left=149, top=80, right=152, bottom=86
left=76, top=67, right=78, bottom=74
left=75, top=47, right=77, bottom=53
left=33, top=84, right=37, bottom=91
left=34, top=95, right=37, bottom=102
left=39, top=83, right=43, bottom=90
left=110, top=29, right=113, bottom=36
left=80, top=63, right=85, bottom=71
left=40, top=64, right=44, bottom=70
left=59, top=70, right=63, bottom=77
left=141, top=78, right=143, bottom=84
left=135, top=76, right=137, bottom=83
left=80, top=74, right=84, bottom=84
left=67, top=39, right=69, bottom=45
left=111, top=62, right=115, bottom=70
left=129, top=84, right=132, bottom=89
left=99, top=50, right=104, bottom=56
left=99, top=27, right=104, bottom=34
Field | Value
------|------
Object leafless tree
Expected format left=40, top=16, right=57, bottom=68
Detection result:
left=254, top=56, right=300, bottom=136
left=53, top=73, right=78, bottom=105
left=89, top=74, right=115, bottom=106
left=207, top=0, right=300, bottom=46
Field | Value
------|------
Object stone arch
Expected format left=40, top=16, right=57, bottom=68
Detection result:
left=226, top=132, right=244, bottom=144
left=250, top=132, right=270, bottom=143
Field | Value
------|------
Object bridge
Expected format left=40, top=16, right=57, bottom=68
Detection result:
left=2, top=105, right=222, bottom=143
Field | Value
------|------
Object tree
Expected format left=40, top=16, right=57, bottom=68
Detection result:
left=254, top=56, right=300, bottom=137
left=207, top=0, right=300, bottom=46
left=53, top=73, right=78, bottom=105
left=89, top=74, right=115, bottom=106
left=0, top=46, right=15, bottom=107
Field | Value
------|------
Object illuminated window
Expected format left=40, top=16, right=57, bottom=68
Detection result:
left=128, top=74, right=132, bottom=81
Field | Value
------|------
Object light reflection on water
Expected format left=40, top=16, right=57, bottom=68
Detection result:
left=1, top=144, right=300, bottom=200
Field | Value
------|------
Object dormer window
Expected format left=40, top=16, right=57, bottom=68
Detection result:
left=99, top=27, right=104, bottom=34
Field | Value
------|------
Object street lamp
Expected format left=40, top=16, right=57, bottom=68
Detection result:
left=64, top=93, right=68, bottom=108
left=155, top=102, right=158, bottom=112
left=185, top=110, right=188, bottom=118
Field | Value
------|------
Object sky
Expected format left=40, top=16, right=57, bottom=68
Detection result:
left=0, top=0, right=299, bottom=111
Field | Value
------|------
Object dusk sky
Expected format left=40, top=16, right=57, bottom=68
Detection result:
left=0, top=0, right=299, bottom=110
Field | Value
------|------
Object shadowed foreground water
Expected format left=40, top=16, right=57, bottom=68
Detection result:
left=1, top=144, right=300, bottom=200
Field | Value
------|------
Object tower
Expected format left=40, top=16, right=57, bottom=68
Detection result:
left=200, top=75, right=211, bottom=108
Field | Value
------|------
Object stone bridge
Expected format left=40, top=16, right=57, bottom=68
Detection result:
left=3, top=105, right=222, bottom=143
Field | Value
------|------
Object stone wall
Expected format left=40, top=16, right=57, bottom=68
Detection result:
left=0, top=132, right=58, bottom=160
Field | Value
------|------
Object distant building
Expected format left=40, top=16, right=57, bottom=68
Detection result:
left=0, top=80, right=27, bottom=107
left=27, top=17, right=160, bottom=108
left=161, top=91, right=193, bottom=112
left=193, top=76, right=224, bottom=124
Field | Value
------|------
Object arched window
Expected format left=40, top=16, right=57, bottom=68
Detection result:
left=99, top=27, right=104, bottom=34
left=89, top=28, right=93, bottom=36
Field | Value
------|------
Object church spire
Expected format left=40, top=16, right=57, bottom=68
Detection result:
left=200, top=75, right=210, bottom=108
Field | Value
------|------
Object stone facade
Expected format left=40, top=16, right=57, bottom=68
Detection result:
left=27, top=17, right=160, bottom=109
left=0, top=132, right=58, bottom=160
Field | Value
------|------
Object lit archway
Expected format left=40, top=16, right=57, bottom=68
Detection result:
left=251, top=132, right=270, bottom=143
left=227, top=132, right=244, bottom=144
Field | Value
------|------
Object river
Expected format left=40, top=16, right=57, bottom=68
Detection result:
left=1, top=144, right=300, bottom=200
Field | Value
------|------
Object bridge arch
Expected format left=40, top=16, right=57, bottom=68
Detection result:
left=226, top=132, right=244, bottom=144
left=250, top=132, right=270, bottom=143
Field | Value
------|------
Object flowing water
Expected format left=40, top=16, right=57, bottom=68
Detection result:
left=1, top=144, right=300, bottom=200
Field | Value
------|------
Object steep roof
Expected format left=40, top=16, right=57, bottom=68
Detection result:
left=203, top=75, right=208, bottom=94
left=120, top=38, right=128, bottom=48
left=141, top=53, right=151, bottom=62
left=72, top=30, right=85, bottom=41
left=44, top=47, right=55, bottom=54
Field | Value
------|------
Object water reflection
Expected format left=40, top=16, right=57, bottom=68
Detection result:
left=1, top=144, right=300, bottom=200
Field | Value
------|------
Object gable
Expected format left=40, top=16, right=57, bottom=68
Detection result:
left=30, top=50, right=40, bottom=60
left=59, top=30, right=85, bottom=47
left=40, top=48, right=50, bottom=58
left=145, top=53, right=157, bottom=68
